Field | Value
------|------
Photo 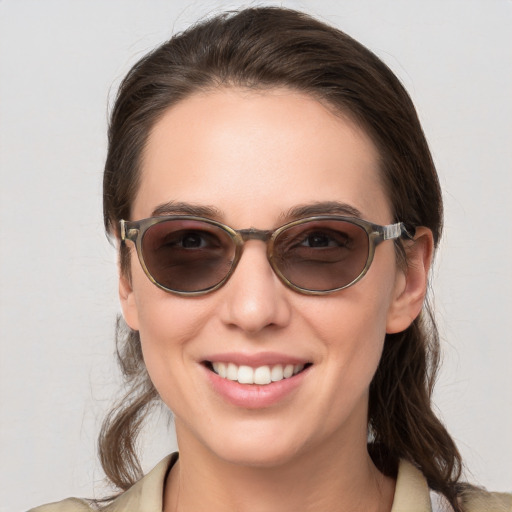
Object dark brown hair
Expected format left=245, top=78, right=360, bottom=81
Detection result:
left=101, top=7, right=465, bottom=509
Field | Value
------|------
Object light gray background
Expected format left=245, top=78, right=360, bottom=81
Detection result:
left=0, top=1, right=510, bottom=511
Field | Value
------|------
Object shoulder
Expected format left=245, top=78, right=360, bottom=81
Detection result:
left=431, top=489, right=512, bottom=512
left=460, top=489, right=512, bottom=512
left=394, top=460, right=511, bottom=512
left=27, top=497, right=95, bottom=512
left=27, top=454, right=177, bottom=512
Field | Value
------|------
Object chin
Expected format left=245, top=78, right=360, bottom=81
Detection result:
left=197, top=420, right=311, bottom=469
left=215, top=442, right=302, bottom=469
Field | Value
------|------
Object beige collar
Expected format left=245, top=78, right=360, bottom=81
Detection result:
left=104, top=454, right=176, bottom=512
left=391, top=459, right=432, bottom=512
left=105, top=454, right=432, bottom=512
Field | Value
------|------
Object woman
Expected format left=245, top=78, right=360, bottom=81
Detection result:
left=31, top=7, right=511, bottom=512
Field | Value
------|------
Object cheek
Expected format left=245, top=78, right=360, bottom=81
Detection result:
left=127, top=265, right=208, bottom=387
left=306, top=261, right=399, bottom=379
left=309, top=271, right=395, bottom=345
left=135, top=297, right=214, bottom=416
left=135, top=294, right=203, bottom=361
left=335, top=303, right=391, bottom=402
left=129, top=257, right=205, bottom=337
left=313, top=293, right=390, bottom=372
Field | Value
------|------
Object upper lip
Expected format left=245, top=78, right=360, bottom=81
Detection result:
left=202, top=351, right=311, bottom=367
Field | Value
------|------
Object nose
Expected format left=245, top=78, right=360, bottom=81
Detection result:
left=218, top=241, right=292, bottom=334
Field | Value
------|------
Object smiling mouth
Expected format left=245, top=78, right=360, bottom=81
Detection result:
left=204, top=361, right=312, bottom=385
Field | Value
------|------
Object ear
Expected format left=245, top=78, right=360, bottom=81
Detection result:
left=119, top=271, right=140, bottom=331
left=386, top=227, right=434, bottom=334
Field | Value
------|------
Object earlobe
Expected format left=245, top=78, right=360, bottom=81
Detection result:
left=386, top=227, right=434, bottom=334
left=119, top=272, right=140, bottom=331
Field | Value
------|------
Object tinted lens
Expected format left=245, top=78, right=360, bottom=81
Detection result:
left=141, top=219, right=236, bottom=292
left=273, top=219, right=369, bottom=291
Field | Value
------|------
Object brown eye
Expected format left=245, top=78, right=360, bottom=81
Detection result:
left=299, top=230, right=350, bottom=248
left=180, top=232, right=205, bottom=248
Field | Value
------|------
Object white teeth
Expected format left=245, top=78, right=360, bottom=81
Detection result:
left=217, top=362, right=227, bottom=378
left=210, top=361, right=307, bottom=385
left=227, top=362, right=238, bottom=381
left=283, top=364, right=294, bottom=378
left=238, top=365, right=254, bottom=384
left=254, top=366, right=272, bottom=385
left=271, top=364, right=284, bottom=382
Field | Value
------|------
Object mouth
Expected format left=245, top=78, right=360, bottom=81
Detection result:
left=203, top=361, right=312, bottom=385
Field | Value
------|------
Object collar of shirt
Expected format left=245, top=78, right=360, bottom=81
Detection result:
left=104, top=454, right=435, bottom=512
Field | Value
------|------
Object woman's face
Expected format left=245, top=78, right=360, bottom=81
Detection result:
left=121, top=88, right=412, bottom=467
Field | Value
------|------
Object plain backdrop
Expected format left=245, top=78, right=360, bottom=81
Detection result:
left=1, top=1, right=511, bottom=511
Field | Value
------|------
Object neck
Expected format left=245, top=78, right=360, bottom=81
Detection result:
left=164, top=427, right=395, bottom=512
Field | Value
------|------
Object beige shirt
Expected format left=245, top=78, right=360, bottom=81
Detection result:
left=29, top=454, right=511, bottom=512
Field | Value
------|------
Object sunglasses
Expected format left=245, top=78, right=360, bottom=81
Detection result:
left=120, top=215, right=414, bottom=296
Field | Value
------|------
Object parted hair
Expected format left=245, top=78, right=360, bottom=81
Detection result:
left=102, top=7, right=466, bottom=510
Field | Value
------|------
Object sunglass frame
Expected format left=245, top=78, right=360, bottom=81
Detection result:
left=120, top=215, right=413, bottom=296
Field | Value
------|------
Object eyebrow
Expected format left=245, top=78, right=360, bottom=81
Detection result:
left=150, top=200, right=364, bottom=223
left=279, top=201, right=363, bottom=221
left=151, top=201, right=223, bottom=219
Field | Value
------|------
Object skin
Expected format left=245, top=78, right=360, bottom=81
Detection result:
left=119, top=88, right=433, bottom=512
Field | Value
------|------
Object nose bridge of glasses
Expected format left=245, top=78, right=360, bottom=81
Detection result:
left=238, top=228, right=273, bottom=244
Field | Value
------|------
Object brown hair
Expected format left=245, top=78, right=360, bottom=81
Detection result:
left=101, top=7, right=465, bottom=509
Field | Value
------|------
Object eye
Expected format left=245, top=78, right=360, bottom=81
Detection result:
left=162, top=230, right=221, bottom=250
left=274, top=221, right=360, bottom=259
left=300, top=230, right=349, bottom=248
left=297, top=229, right=351, bottom=249
left=179, top=231, right=209, bottom=248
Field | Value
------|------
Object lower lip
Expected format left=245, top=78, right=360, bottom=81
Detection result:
left=204, top=365, right=310, bottom=409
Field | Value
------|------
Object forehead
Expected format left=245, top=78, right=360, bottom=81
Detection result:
left=135, top=87, right=391, bottom=225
